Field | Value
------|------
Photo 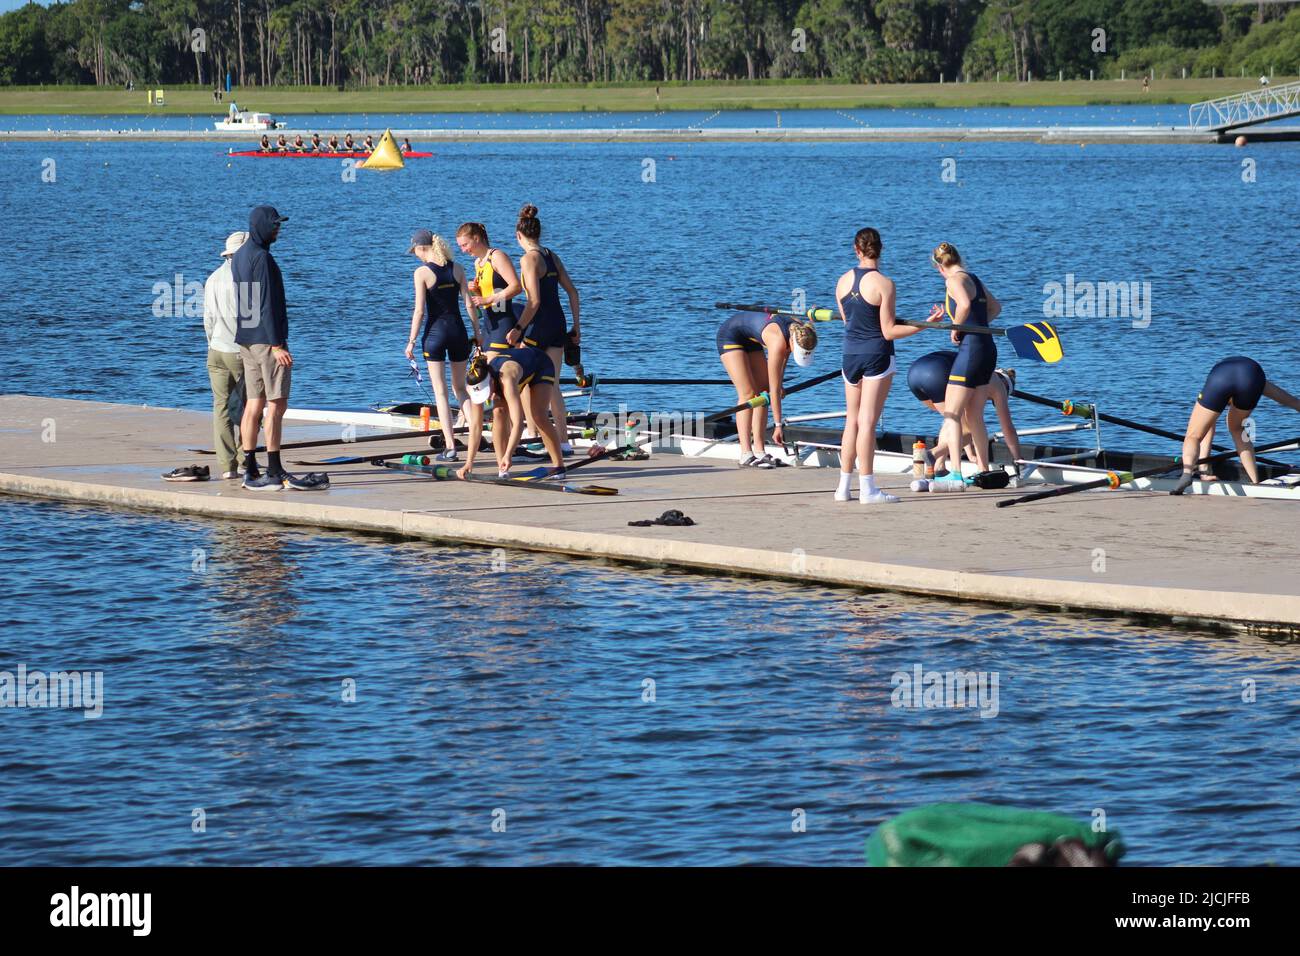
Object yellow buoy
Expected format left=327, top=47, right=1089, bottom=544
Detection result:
left=361, top=129, right=406, bottom=170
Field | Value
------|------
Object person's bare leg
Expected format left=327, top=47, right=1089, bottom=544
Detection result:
left=450, top=361, right=469, bottom=429
left=428, top=359, right=455, bottom=450
left=1172, top=404, right=1220, bottom=494
left=545, top=346, right=569, bottom=445
left=938, top=383, right=974, bottom=478
left=963, top=385, right=992, bottom=471
left=856, top=373, right=896, bottom=502
left=838, top=378, right=860, bottom=498
left=525, top=385, right=564, bottom=470
left=1226, top=405, right=1258, bottom=483
left=747, top=351, right=770, bottom=458
left=1263, top=380, right=1300, bottom=413
left=241, top=397, right=266, bottom=458
left=264, top=398, right=287, bottom=451
left=721, top=350, right=757, bottom=460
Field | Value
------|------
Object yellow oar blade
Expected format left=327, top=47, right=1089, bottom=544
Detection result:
left=1006, top=321, right=1064, bottom=364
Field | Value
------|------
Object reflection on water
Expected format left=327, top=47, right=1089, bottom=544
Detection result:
left=1, top=498, right=1297, bottom=865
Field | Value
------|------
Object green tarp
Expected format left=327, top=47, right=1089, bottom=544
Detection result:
left=866, top=802, right=1125, bottom=867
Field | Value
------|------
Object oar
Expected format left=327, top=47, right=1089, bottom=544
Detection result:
left=294, top=428, right=598, bottom=466
left=524, top=435, right=656, bottom=482
left=714, top=302, right=1064, bottom=364
left=1011, top=387, right=1295, bottom=470
left=703, top=369, right=842, bottom=424
left=997, top=433, right=1300, bottom=508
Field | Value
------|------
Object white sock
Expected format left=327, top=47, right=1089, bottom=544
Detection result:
left=837, top=472, right=852, bottom=496
left=859, top=474, right=878, bottom=496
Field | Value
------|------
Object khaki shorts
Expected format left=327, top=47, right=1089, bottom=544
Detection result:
left=240, top=343, right=292, bottom=401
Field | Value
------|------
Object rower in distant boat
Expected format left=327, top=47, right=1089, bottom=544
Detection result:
left=362, top=134, right=375, bottom=153
left=259, top=134, right=272, bottom=153
left=833, top=226, right=934, bottom=503
left=327, top=134, right=340, bottom=152
left=292, top=134, right=306, bottom=151
left=928, top=241, right=1001, bottom=490
left=907, top=351, right=1024, bottom=478
left=309, top=132, right=322, bottom=152
left=275, top=133, right=289, bottom=151
left=457, top=221, right=523, bottom=353
left=459, top=348, right=564, bottom=479
left=508, top=204, right=581, bottom=455
left=1171, top=356, right=1300, bottom=494
left=404, top=229, right=479, bottom=461
left=344, top=133, right=356, bottom=151
left=715, top=310, right=818, bottom=468
left=402, top=138, right=414, bottom=154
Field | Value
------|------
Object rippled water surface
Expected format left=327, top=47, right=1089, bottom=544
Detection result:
left=2, top=112, right=1299, bottom=865
left=1, top=499, right=1298, bottom=865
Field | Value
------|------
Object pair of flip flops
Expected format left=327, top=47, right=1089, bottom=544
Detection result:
left=628, top=509, right=695, bottom=528
left=162, top=465, right=210, bottom=482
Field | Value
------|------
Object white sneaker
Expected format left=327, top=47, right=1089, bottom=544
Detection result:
left=861, top=490, right=900, bottom=504
left=834, top=487, right=852, bottom=502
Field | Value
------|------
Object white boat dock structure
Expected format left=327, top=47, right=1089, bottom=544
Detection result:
left=2, top=394, right=1297, bottom=635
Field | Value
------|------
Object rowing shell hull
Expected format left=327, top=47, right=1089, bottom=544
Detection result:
left=378, top=459, right=617, bottom=495
left=227, top=150, right=433, bottom=158
left=669, top=423, right=1300, bottom=501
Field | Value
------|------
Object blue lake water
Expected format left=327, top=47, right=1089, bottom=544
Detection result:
left=1, top=120, right=1299, bottom=865
left=2, top=498, right=1298, bottom=865
left=3, top=104, right=1209, bottom=132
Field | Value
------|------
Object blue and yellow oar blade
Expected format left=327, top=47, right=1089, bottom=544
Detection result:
left=1006, top=321, right=1064, bottom=364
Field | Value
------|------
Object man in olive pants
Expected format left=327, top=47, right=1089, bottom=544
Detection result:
left=203, top=231, right=248, bottom=478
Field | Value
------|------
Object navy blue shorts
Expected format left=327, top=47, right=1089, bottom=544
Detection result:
left=842, top=350, right=896, bottom=385
left=1197, top=356, right=1265, bottom=413
left=907, top=351, right=957, bottom=403
left=422, top=320, right=471, bottom=363
left=948, top=335, right=996, bottom=389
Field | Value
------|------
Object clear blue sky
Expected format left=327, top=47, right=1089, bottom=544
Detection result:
left=0, top=0, right=51, bottom=13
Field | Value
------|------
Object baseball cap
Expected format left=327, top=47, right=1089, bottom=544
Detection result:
left=408, top=228, right=434, bottom=253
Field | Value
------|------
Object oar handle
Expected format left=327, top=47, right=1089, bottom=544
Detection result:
left=896, top=318, right=1004, bottom=337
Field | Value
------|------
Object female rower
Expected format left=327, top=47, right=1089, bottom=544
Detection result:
left=456, top=222, right=523, bottom=352
left=344, top=133, right=356, bottom=151
left=716, top=310, right=818, bottom=468
left=458, top=348, right=565, bottom=479
left=507, top=204, right=581, bottom=453
left=259, top=134, right=271, bottom=152
left=363, top=134, right=375, bottom=152
left=402, top=138, right=414, bottom=153
left=275, top=133, right=288, bottom=151
left=327, top=134, right=340, bottom=152
left=403, top=230, right=479, bottom=460
left=928, top=241, right=1001, bottom=490
left=1171, top=356, right=1300, bottom=494
left=907, top=352, right=1023, bottom=477
left=310, top=133, right=322, bottom=152
left=833, top=227, right=934, bottom=502
left=292, top=134, right=306, bottom=151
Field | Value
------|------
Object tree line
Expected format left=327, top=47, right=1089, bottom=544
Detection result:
left=0, top=0, right=1296, bottom=89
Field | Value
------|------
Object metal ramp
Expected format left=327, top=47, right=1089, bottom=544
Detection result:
left=1189, top=80, right=1300, bottom=132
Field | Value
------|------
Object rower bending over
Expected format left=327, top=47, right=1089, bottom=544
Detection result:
left=404, top=229, right=479, bottom=461
left=715, top=310, right=818, bottom=468
left=907, top=351, right=1023, bottom=478
left=459, top=348, right=565, bottom=479
left=1172, top=356, right=1300, bottom=494
left=834, top=226, right=934, bottom=503
left=928, top=242, right=1002, bottom=490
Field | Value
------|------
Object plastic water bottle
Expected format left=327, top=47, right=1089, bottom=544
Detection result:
left=912, top=440, right=926, bottom=478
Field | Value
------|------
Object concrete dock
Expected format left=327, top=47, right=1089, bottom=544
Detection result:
left=2, top=394, right=1297, bottom=634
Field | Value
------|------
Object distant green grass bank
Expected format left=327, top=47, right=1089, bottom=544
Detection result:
left=1, top=78, right=1292, bottom=116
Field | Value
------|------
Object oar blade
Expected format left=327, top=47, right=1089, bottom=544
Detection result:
left=1006, top=321, right=1064, bottom=364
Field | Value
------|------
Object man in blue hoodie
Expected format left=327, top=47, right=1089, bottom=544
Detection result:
left=232, top=204, right=312, bottom=490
